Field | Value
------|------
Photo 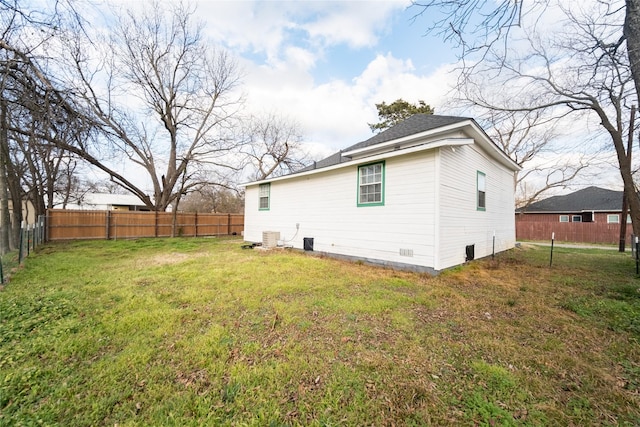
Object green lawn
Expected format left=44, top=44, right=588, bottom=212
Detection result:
left=0, top=238, right=638, bottom=426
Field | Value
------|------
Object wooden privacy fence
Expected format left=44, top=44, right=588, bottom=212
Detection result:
left=47, top=209, right=244, bottom=241
left=516, top=221, right=632, bottom=245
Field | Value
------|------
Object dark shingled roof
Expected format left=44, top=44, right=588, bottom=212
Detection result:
left=521, top=186, right=624, bottom=212
left=345, top=114, right=471, bottom=152
left=297, top=114, right=472, bottom=173
left=297, top=150, right=350, bottom=173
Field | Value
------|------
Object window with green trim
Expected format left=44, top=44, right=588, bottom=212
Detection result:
left=477, top=171, right=486, bottom=210
left=358, top=161, right=384, bottom=206
left=259, top=183, right=270, bottom=210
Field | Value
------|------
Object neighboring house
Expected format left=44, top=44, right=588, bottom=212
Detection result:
left=55, top=193, right=151, bottom=211
left=243, top=114, right=521, bottom=274
left=516, top=186, right=632, bottom=244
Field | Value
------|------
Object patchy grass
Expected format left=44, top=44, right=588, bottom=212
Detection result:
left=0, top=238, right=638, bottom=426
left=0, top=249, right=19, bottom=287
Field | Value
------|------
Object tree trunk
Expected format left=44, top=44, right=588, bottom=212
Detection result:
left=620, top=105, right=636, bottom=251
left=613, top=128, right=640, bottom=237
left=0, top=100, right=11, bottom=254
left=625, top=1, right=640, bottom=236
left=626, top=1, right=640, bottom=106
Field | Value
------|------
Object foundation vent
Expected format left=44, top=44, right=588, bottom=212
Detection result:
left=399, top=248, right=414, bottom=257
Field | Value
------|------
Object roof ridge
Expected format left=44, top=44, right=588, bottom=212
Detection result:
left=521, top=186, right=624, bottom=212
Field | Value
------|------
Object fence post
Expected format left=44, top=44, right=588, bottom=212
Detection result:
left=40, top=215, right=45, bottom=244
left=45, top=210, right=49, bottom=242
left=194, top=212, right=198, bottom=237
left=227, top=214, right=231, bottom=235
left=18, top=221, right=24, bottom=263
left=105, top=211, right=111, bottom=240
left=492, top=230, right=496, bottom=259
left=636, top=236, right=639, bottom=275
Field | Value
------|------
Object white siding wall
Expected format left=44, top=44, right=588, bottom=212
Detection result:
left=436, top=145, right=516, bottom=270
left=244, top=152, right=438, bottom=269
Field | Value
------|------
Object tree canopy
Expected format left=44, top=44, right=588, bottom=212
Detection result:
left=368, top=99, right=434, bottom=133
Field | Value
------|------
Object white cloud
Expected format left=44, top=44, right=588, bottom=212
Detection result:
left=283, top=46, right=317, bottom=71
left=301, top=1, right=408, bottom=48
left=197, top=1, right=408, bottom=64
left=241, top=50, right=459, bottom=157
left=198, top=1, right=293, bottom=64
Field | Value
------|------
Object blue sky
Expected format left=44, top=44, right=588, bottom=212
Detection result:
left=195, top=0, right=461, bottom=157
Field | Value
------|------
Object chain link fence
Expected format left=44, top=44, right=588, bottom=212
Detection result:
left=0, top=215, right=46, bottom=285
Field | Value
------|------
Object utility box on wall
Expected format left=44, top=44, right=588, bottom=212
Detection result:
left=465, top=244, right=475, bottom=261
left=303, top=237, right=314, bottom=251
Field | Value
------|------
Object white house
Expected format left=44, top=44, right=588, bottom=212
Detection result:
left=243, top=114, right=521, bottom=273
left=54, top=193, right=150, bottom=211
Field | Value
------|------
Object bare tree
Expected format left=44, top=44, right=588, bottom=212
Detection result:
left=474, top=109, right=593, bottom=208
left=64, top=1, right=243, bottom=211
left=180, top=185, right=244, bottom=213
left=0, top=0, right=88, bottom=252
left=239, top=112, right=309, bottom=180
left=414, top=1, right=640, bottom=234
left=464, top=3, right=639, bottom=226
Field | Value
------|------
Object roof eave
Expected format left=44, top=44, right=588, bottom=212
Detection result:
left=342, top=120, right=474, bottom=157
left=343, top=119, right=520, bottom=172
left=242, top=138, right=475, bottom=187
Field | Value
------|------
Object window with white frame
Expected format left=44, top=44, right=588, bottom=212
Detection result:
left=358, top=162, right=384, bottom=206
left=572, top=215, right=582, bottom=222
left=477, top=171, right=486, bottom=210
left=259, top=183, right=270, bottom=210
left=559, top=215, right=569, bottom=222
left=607, top=214, right=620, bottom=224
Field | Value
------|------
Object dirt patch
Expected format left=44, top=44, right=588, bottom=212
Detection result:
left=142, top=252, right=207, bottom=266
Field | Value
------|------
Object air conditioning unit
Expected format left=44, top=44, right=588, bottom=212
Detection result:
left=262, top=231, right=280, bottom=248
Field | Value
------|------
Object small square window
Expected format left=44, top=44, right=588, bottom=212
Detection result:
left=559, top=215, right=569, bottom=223
left=607, top=214, right=620, bottom=224
left=572, top=215, right=582, bottom=222
left=259, top=183, right=270, bottom=210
